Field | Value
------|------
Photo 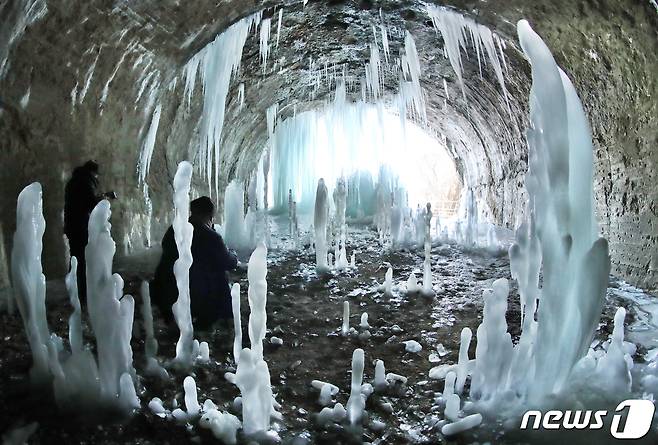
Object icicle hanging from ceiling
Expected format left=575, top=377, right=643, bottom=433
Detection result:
left=180, top=13, right=262, bottom=198
left=426, top=5, right=510, bottom=112
left=260, top=17, right=272, bottom=73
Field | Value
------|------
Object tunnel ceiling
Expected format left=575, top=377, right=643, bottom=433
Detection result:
left=0, top=0, right=656, bottom=293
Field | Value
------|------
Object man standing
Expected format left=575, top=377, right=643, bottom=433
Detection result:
left=64, top=160, right=116, bottom=301
left=151, top=196, right=238, bottom=331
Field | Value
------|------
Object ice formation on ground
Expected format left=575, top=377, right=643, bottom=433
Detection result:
left=341, top=301, right=350, bottom=336
left=346, top=348, right=366, bottom=426
left=11, top=183, right=52, bottom=383
left=247, top=244, right=268, bottom=360
left=231, top=283, right=242, bottom=364
left=226, top=242, right=279, bottom=436
left=86, top=200, right=138, bottom=407
left=140, top=281, right=167, bottom=378
left=314, top=179, right=330, bottom=272
left=439, top=20, right=614, bottom=422
left=181, top=13, right=261, bottom=197
left=11, top=182, right=146, bottom=412
left=170, top=161, right=196, bottom=369
left=426, top=4, right=509, bottom=110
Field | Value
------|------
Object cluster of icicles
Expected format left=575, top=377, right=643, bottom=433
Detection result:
left=135, top=4, right=514, bottom=207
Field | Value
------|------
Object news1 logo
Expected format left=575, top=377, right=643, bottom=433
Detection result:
left=520, top=399, right=655, bottom=439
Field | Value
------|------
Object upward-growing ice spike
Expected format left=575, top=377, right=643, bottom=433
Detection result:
left=171, top=161, right=195, bottom=368
left=11, top=182, right=51, bottom=383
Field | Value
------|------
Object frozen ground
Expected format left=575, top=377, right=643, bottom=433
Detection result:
left=0, top=222, right=656, bottom=444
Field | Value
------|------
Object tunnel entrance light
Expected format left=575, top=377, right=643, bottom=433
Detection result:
left=270, top=103, right=460, bottom=217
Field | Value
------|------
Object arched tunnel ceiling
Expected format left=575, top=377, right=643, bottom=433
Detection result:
left=0, top=0, right=656, bottom=293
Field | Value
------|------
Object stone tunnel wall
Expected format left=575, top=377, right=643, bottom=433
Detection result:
left=0, top=0, right=656, bottom=293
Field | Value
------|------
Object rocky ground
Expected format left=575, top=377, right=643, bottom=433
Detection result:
left=0, top=224, right=654, bottom=444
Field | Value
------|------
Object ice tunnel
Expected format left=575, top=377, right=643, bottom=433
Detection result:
left=0, top=0, right=657, bottom=443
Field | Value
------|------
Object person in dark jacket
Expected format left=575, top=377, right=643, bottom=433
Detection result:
left=64, top=160, right=116, bottom=302
left=151, top=196, right=238, bottom=331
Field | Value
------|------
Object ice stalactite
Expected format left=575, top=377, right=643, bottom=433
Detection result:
left=276, top=9, right=283, bottom=49
left=464, top=188, right=478, bottom=247
left=314, top=179, right=330, bottom=273
left=182, top=13, right=261, bottom=197
left=398, top=31, right=426, bottom=124
left=11, top=183, right=52, bottom=383
left=259, top=18, right=271, bottom=73
left=137, top=103, right=161, bottom=185
left=426, top=5, right=509, bottom=112
left=171, top=161, right=195, bottom=368
left=380, top=24, right=390, bottom=64
left=365, top=41, right=381, bottom=100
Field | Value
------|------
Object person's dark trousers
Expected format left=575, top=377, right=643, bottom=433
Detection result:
left=68, top=235, right=87, bottom=303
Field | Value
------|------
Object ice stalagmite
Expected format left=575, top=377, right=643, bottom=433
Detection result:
left=346, top=348, right=365, bottom=426
left=234, top=348, right=275, bottom=435
left=66, top=257, right=82, bottom=354
left=517, top=19, right=610, bottom=402
left=86, top=200, right=137, bottom=405
left=223, top=180, right=247, bottom=252
left=248, top=243, right=268, bottom=360
left=314, top=179, right=329, bottom=273
left=333, top=177, right=349, bottom=270
left=141, top=281, right=167, bottom=378
left=231, top=283, right=242, bottom=364
left=171, top=161, right=195, bottom=368
left=11, top=183, right=51, bottom=383
left=341, top=301, right=350, bottom=336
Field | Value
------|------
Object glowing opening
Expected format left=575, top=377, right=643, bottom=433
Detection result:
left=270, top=104, right=461, bottom=217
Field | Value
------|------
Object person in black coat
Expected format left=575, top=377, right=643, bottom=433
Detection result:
left=151, top=196, right=238, bottom=331
left=64, top=160, right=116, bottom=301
